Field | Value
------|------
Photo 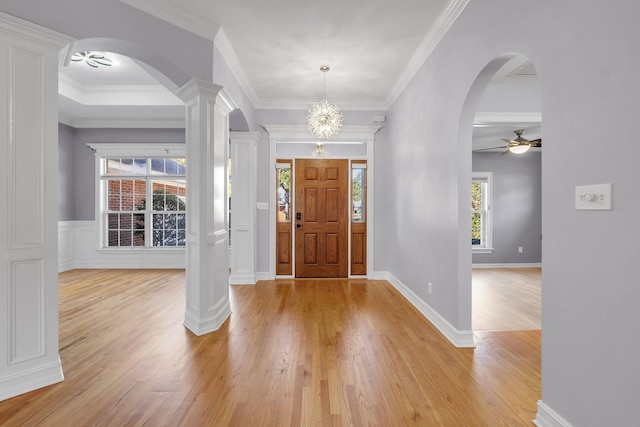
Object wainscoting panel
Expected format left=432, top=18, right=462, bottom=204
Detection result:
left=58, top=221, right=186, bottom=271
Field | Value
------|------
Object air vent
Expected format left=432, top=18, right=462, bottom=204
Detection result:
left=507, top=62, right=537, bottom=78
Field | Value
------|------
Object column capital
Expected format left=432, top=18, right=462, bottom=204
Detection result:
left=175, top=78, right=236, bottom=114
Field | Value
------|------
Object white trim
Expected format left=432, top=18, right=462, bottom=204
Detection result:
left=61, top=117, right=186, bottom=129
left=472, top=263, right=542, bottom=269
left=385, top=0, right=469, bottom=108
left=214, top=28, right=259, bottom=106
left=474, top=112, right=542, bottom=127
left=533, top=401, right=573, bottom=427
left=0, top=360, right=64, bottom=401
left=380, top=272, right=476, bottom=348
left=264, top=125, right=379, bottom=279
left=255, top=272, right=271, bottom=282
left=59, top=221, right=186, bottom=270
left=472, top=171, right=493, bottom=252
left=472, top=247, right=494, bottom=254
left=87, top=142, right=186, bottom=157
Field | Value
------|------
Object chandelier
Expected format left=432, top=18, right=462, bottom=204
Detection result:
left=307, top=65, right=343, bottom=140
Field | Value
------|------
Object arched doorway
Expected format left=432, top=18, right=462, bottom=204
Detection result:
left=458, top=53, right=543, bottom=334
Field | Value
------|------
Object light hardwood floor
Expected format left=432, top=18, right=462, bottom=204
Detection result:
left=0, top=270, right=540, bottom=426
left=472, top=268, right=542, bottom=331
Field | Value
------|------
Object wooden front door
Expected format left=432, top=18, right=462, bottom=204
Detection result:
left=295, top=159, right=349, bottom=278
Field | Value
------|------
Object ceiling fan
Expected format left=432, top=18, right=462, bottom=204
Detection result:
left=474, top=129, right=542, bottom=154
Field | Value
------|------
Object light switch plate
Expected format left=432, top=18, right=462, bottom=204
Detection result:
left=256, top=202, right=269, bottom=210
left=575, top=183, right=612, bottom=210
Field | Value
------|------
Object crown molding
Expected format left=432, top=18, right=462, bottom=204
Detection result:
left=60, top=115, right=185, bottom=129
left=263, top=124, right=382, bottom=143
left=384, top=0, right=469, bottom=109
left=253, top=98, right=388, bottom=112
left=59, top=74, right=183, bottom=106
left=214, top=28, right=259, bottom=106
left=474, top=112, right=542, bottom=126
left=0, top=11, right=75, bottom=51
left=119, top=0, right=218, bottom=40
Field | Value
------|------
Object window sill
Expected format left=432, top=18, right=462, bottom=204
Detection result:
left=98, top=247, right=185, bottom=253
left=472, top=247, right=494, bottom=254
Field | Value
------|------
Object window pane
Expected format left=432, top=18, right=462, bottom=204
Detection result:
left=150, top=180, right=187, bottom=212
left=472, top=213, right=482, bottom=245
left=152, top=213, right=186, bottom=247
left=105, top=213, right=144, bottom=247
left=277, top=168, right=291, bottom=222
left=105, top=158, right=147, bottom=175
left=352, top=168, right=365, bottom=223
left=150, top=158, right=187, bottom=175
left=471, top=181, right=482, bottom=211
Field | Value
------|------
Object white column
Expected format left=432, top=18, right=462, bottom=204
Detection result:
left=0, top=13, right=73, bottom=400
left=176, top=79, right=235, bottom=335
left=229, top=132, right=259, bottom=284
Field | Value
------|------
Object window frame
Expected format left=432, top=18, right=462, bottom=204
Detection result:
left=472, top=171, right=493, bottom=253
left=88, top=143, right=187, bottom=251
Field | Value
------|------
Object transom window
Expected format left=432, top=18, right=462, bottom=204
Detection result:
left=91, top=144, right=187, bottom=249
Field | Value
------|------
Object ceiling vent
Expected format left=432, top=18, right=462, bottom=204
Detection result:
left=507, top=62, right=537, bottom=78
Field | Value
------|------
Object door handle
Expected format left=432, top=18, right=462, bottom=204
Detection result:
left=296, top=224, right=302, bottom=228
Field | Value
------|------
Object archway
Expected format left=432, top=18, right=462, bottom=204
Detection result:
left=58, top=38, right=238, bottom=336
left=458, top=53, right=542, bottom=334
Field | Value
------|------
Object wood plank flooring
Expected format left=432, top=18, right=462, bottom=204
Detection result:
left=472, top=268, right=541, bottom=331
left=0, top=270, right=540, bottom=426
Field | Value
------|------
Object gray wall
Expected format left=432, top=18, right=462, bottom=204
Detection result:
left=472, top=152, right=541, bottom=264
left=379, top=0, right=640, bottom=425
left=58, top=127, right=185, bottom=220
left=58, top=124, right=76, bottom=221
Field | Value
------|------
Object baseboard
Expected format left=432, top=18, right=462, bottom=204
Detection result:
left=533, top=400, right=573, bottom=427
left=0, top=360, right=64, bottom=401
left=184, top=299, right=232, bottom=336
left=472, top=263, right=542, bottom=268
left=378, top=271, right=475, bottom=348
left=255, top=272, right=271, bottom=281
left=229, top=274, right=257, bottom=285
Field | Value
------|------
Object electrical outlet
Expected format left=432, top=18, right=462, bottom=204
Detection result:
left=428, top=282, right=433, bottom=294
left=518, top=246, right=523, bottom=253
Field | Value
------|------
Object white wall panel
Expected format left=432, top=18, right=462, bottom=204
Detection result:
left=0, top=12, right=72, bottom=400
left=8, top=47, right=44, bottom=249
left=9, top=259, right=45, bottom=364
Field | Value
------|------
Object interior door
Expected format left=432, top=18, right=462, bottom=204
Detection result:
left=295, top=159, right=349, bottom=278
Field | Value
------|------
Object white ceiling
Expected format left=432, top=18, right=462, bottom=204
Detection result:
left=58, top=0, right=541, bottom=148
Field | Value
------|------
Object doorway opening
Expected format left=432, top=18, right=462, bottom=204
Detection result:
left=265, top=125, right=380, bottom=279
left=461, top=54, right=542, bottom=332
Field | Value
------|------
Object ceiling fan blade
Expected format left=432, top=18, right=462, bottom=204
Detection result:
left=529, top=138, right=542, bottom=147
left=473, top=145, right=508, bottom=152
left=501, top=148, right=510, bottom=155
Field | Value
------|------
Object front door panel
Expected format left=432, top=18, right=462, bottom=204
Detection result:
left=295, top=159, right=348, bottom=277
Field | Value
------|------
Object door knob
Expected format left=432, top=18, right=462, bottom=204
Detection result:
left=296, top=224, right=302, bottom=228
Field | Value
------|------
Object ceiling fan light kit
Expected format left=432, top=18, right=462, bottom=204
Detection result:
left=307, top=65, right=343, bottom=143
left=508, top=143, right=531, bottom=154
left=71, top=51, right=113, bottom=68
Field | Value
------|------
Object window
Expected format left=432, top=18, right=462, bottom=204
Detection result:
left=91, top=144, right=187, bottom=249
left=276, top=163, right=291, bottom=223
left=351, top=163, right=366, bottom=223
left=472, top=172, right=493, bottom=253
